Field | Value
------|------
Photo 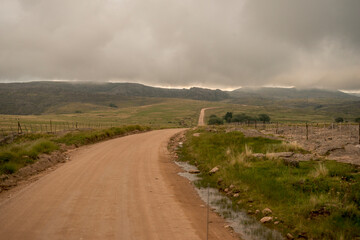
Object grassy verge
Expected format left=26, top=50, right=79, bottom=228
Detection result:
left=178, top=127, right=360, bottom=239
left=0, top=125, right=150, bottom=175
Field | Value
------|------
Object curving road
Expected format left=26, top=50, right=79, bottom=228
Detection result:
left=0, top=129, right=236, bottom=240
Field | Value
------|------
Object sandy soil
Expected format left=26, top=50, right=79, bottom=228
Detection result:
left=0, top=129, right=237, bottom=240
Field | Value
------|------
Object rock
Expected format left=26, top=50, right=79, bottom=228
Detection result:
left=286, top=233, right=294, bottom=239
left=188, top=169, right=200, bottom=174
left=255, top=209, right=260, bottom=214
left=233, top=193, right=240, bottom=197
left=224, top=188, right=229, bottom=193
left=209, top=166, right=219, bottom=174
left=260, top=216, right=273, bottom=223
left=253, top=153, right=265, bottom=158
left=224, top=225, right=231, bottom=229
left=273, top=152, right=294, bottom=158
left=262, top=208, right=272, bottom=215
left=274, top=221, right=280, bottom=225
left=229, top=184, right=235, bottom=189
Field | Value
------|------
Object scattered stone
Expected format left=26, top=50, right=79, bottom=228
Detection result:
left=286, top=233, right=294, bottom=240
left=260, top=216, right=273, bottom=223
left=262, top=208, right=272, bottom=215
left=274, top=221, right=280, bottom=225
left=188, top=169, right=200, bottom=174
left=252, top=153, right=265, bottom=158
left=224, top=188, right=229, bottom=193
left=229, top=184, right=235, bottom=189
left=273, top=152, right=294, bottom=158
left=255, top=209, right=260, bottom=214
left=209, top=166, right=219, bottom=174
left=224, top=225, right=231, bottom=229
left=247, top=210, right=253, bottom=214
left=233, top=193, right=239, bottom=197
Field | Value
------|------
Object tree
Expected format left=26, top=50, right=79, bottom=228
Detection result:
left=223, top=112, right=233, bottom=123
left=355, top=117, right=360, bottom=123
left=208, top=115, right=224, bottom=125
left=335, top=117, right=344, bottom=123
left=258, top=114, right=270, bottom=123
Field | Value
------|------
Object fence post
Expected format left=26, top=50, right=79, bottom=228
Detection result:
left=358, top=123, right=360, bottom=144
left=306, top=122, right=308, bottom=140
left=50, top=120, right=52, bottom=133
left=18, top=121, right=23, bottom=134
left=255, top=120, right=257, bottom=129
left=76, top=122, right=78, bottom=129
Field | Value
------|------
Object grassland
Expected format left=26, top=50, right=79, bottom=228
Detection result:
left=0, top=98, right=218, bottom=134
left=178, top=127, right=360, bottom=239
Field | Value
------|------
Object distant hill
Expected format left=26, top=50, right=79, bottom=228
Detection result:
left=230, top=87, right=358, bottom=100
left=0, top=82, right=359, bottom=115
left=0, top=82, right=228, bottom=115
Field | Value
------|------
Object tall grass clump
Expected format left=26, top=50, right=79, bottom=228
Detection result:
left=178, top=128, right=360, bottom=239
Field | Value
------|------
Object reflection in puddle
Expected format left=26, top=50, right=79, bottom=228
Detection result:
left=175, top=161, right=284, bottom=240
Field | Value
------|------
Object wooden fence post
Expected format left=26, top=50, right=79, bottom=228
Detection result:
left=18, top=121, right=23, bottom=134
left=255, top=120, right=257, bottom=129
left=306, top=122, right=308, bottom=140
left=50, top=120, right=52, bottom=133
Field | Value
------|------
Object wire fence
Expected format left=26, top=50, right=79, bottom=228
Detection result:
left=228, top=121, right=360, bottom=144
left=0, top=120, right=118, bottom=138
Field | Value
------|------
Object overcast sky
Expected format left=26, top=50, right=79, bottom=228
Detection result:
left=1, top=0, right=360, bottom=90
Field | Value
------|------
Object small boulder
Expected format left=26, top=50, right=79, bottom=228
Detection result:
left=274, top=221, right=280, bottom=225
left=262, top=208, right=272, bottom=215
left=209, top=166, right=220, bottom=174
left=260, top=216, right=273, bottom=223
left=253, top=153, right=265, bottom=158
left=255, top=209, right=260, bottom=215
left=233, top=193, right=239, bottom=197
left=286, top=233, right=294, bottom=240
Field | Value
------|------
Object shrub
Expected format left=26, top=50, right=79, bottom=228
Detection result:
left=335, top=117, right=344, bottom=123
left=0, top=152, right=16, bottom=164
left=0, top=162, right=18, bottom=174
left=208, top=116, right=224, bottom=125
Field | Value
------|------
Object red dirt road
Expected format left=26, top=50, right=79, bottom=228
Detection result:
left=0, top=129, right=237, bottom=240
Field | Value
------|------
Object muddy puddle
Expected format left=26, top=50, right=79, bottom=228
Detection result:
left=175, top=161, right=284, bottom=240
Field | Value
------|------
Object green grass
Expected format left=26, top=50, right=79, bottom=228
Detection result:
left=178, top=127, right=360, bottom=239
left=0, top=125, right=150, bottom=175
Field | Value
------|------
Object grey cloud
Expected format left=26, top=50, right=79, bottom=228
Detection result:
left=0, top=0, right=359, bottom=90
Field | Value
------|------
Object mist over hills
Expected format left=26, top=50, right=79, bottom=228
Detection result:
left=0, top=81, right=359, bottom=115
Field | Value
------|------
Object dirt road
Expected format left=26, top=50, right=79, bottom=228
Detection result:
left=0, top=129, right=237, bottom=240
left=198, top=108, right=217, bottom=126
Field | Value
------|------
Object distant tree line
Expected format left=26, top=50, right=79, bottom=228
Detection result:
left=335, top=117, right=360, bottom=123
left=208, top=112, right=271, bottom=125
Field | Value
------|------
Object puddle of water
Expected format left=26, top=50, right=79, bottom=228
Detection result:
left=175, top=161, right=284, bottom=240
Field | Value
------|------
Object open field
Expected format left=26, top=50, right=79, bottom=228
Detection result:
left=205, top=100, right=360, bottom=123
left=0, top=98, right=220, bottom=135
left=178, top=127, right=360, bottom=239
